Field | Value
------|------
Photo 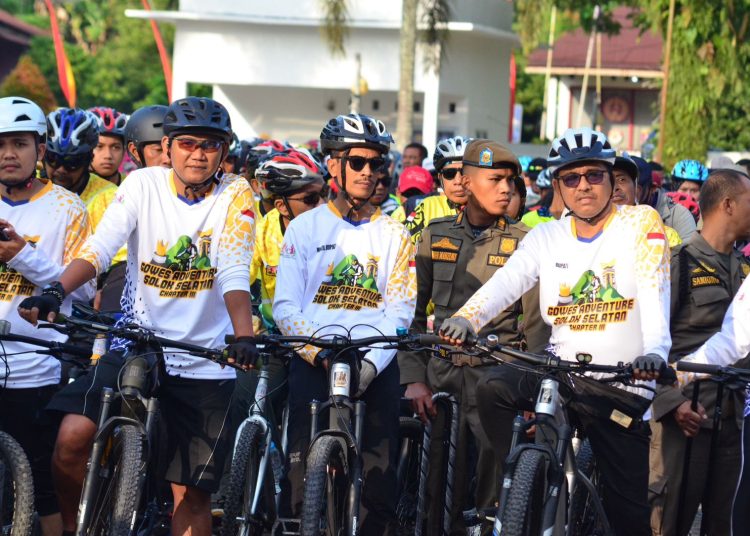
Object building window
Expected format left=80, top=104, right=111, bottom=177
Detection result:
left=372, top=99, right=380, bottom=111
left=449, top=102, right=456, bottom=113
left=413, top=101, right=421, bottom=112
left=476, top=129, right=488, bottom=138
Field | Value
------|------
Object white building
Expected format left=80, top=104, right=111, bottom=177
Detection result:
left=126, top=0, right=517, bottom=153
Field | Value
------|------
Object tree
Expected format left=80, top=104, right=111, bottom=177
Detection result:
left=0, top=55, right=58, bottom=112
left=319, top=0, right=449, bottom=149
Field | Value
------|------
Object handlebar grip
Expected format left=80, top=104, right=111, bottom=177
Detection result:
left=416, top=334, right=445, bottom=346
left=676, top=361, right=721, bottom=375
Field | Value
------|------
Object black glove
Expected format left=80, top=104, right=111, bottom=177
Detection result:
left=438, top=317, right=477, bottom=344
left=227, top=336, right=259, bottom=368
left=18, top=293, right=61, bottom=323
left=631, top=353, right=666, bottom=374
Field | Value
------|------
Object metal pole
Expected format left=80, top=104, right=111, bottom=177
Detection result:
left=540, top=6, right=557, bottom=140
left=351, top=53, right=362, bottom=114
left=594, top=30, right=602, bottom=130
left=657, top=0, right=677, bottom=162
left=576, top=5, right=601, bottom=128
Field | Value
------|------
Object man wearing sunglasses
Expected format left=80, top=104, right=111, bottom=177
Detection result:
left=369, top=159, right=401, bottom=216
left=274, top=113, right=416, bottom=534
left=19, top=97, right=256, bottom=536
left=399, top=139, right=547, bottom=534
left=397, top=136, right=472, bottom=244
left=440, top=127, right=673, bottom=536
left=0, top=96, right=95, bottom=536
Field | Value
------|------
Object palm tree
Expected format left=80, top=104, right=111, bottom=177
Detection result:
left=319, top=0, right=449, bottom=149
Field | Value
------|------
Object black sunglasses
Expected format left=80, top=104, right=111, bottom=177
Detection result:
left=378, top=175, right=393, bottom=187
left=441, top=167, right=463, bottom=180
left=557, top=170, right=608, bottom=189
left=287, top=190, right=325, bottom=206
left=44, top=151, right=88, bottom=171
left=341, top=156, right=386, bottom=172
left=172, top=137, right=224, bottom=153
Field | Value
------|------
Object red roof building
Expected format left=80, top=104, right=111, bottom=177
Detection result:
left=526, top=7, right=663, bottom=152
left=0, top=10, right=47, bottom=84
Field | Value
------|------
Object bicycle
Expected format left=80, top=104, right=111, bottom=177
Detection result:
left=455, top=335, right=674, bottom=536
left=242, top=330, right=441, bottom=536
left=39, top=315, right=244, bottom=536
left=0, top=319, right=92, bottom=536
left=220, top=336, right=290, bottom=536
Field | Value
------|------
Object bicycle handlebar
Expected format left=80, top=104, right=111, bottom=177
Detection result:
left=224, top=332, right=446, bottom=348
left=676, top=361, right=750, bottom=381
left=0, top=332, right=91, bottom=359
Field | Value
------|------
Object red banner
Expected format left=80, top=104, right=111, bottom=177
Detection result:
left=141, top=0, right=173, bottom=102
left=44, top=0, right=76, bottom=108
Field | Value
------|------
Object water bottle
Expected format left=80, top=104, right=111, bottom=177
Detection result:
left=269, top=441, right=283, bottom=495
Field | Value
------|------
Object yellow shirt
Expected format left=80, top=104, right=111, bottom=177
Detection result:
left=79, top=174, right=116, bottom=208
left=403, top=194, right=458, bottom=243
left=250, top=208, right=284, bottom=331
left=87, top=176, right=126, bottom=264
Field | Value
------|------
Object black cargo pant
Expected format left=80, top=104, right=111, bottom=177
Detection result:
left=280, top=355, right=400, bottom=535
left=476, top=365, right=652, bottom=536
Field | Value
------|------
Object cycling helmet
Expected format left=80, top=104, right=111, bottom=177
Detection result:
left=0, top=96, right=46, bottom=137
left=527, top=157, right=547, bottom=178
left=256, top=149, right=324, bottom=198
left=632, top=156, right=653, bottom=188
left=535, top=167, right=553, bottom=189
left=518, top=155, right=533, bottom=173
left=227, top=133, right=241, bottom=160
left=320, top=113, right=393, bottom=155
left=245, top=139, right=291, bottom=171
left=547, top=127, right=615, bottom=174
left=666, top=191, right=700, bottom=222
left=88, top=107, right=128, bottom=138
left=163, top=97, right=232, bottom=143
left=671, top=159, right=708, bottom=183
left=124, top=104, right=168, bottom=161
left=433, top=136, right=472, bottom=171
left=398, top=166, right=433, bottom=195
left=46, top=108, right=99, bottom=155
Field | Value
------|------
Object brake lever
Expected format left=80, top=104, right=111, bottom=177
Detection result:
left=37, top=322, right=70, bottom=334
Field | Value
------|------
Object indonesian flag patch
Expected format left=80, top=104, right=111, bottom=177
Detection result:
left=647, top=232, right=666, bottom=246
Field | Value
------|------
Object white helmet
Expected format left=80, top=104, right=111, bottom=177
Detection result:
left=433, top=136, right=472, bottom=171
left=0, top=96, right=46, bottom=137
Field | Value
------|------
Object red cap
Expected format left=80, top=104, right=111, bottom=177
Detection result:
left=399, top=166, right=433, bottom=195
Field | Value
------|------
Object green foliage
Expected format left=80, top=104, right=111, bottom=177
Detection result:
left=0, top=55, right=58, bottom=112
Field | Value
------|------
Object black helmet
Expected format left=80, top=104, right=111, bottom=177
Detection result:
left=163, top=97, right=232, bottom=143
left=320, top=113, right=393, bottom=155
left=125, top=104, right=168, bottom=162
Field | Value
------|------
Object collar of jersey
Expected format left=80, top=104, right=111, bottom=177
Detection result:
left=569, top=204, right=617, bottom=242
left=1, top=179, right=53, bottom=206
left=169, top=170, right=216, bottom=205
left=326, top=200, right=381, bottom=224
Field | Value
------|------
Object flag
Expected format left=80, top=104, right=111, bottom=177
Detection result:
left=44, top=0, right=76, bottom=108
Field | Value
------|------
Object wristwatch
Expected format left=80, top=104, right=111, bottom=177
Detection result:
left=42, top=281, right=66, bottom=305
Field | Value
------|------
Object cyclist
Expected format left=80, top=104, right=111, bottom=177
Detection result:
left=522, top=156, right=547, bottom=208
left=0, top=96, right=94, bottom=536
left=369, top=158, right=401, bottom=215
left=440, top=127, right=671, bottom=536
left=399, top=139, right=547, bottom=534
left=88, top=107, right=128, bottom=186
left=246, top=140, right=292, bottom=218
left=124, top=104, right=170, bottom=169
left=635, top=159, right=697, bottom=242
left=221, top=133, right=241, bottom=175
left=19, top=96, right=257, bottom=536
left=396, top=136, right=472, bottom=243
left=612, top=154, right=682, bottom=247
left=521, top=167, right=564, bottom=227
left=273, top=113, right=416, bottom=534
left=391, top=165, right=434, bottom=222
left=402, top=141, right=428, bottom=168
left=674, top=159, right=709, bottom=202
left=649, top=169, right=750, bottom=536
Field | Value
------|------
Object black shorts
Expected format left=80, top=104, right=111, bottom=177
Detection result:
left=0, top=385, right=60, bottom=515
left=47, top=352, right=235, bottom=493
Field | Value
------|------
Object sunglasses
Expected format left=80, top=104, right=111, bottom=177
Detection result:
left=44, top=151, right=88, bottom=171
left=441, top=167, right=463, bottom=180
left=287, top=190, right=325, bottom=206
left=557, top=170, right=608, bottom=189
left=341, top=156, right=386, bottom=172
left=172, top=138, right=224, bottom=153
left=378, top=175, right=393, bottom=187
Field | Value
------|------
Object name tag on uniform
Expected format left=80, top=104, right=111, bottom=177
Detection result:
left=487, top=254, right=508, bottom=267
left=691, top=275, right=721, bottom=288
left=431, top=236, right=461, bottom=263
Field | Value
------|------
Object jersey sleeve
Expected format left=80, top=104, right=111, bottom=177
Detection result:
left=678, top=277, right=750, bottom=385
left=272, top=221, right=320, bottom=363
left=453, top=227, right=542, bottom=332
left=77, top=179, right=140, bottom=275
left=634, top=207, right=671, bottom=361
left=216, top=184, right=255, bottom=295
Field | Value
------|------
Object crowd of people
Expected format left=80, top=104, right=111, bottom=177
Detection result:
left=1, top=93, right=749, bottom=536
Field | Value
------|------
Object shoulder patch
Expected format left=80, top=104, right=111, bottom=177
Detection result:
left=499, top=237, right=518, bottom=254
left=431, top=236, right=461, bottom=251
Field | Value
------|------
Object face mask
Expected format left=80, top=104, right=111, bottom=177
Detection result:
left=524, top=190, right=541, bottom=207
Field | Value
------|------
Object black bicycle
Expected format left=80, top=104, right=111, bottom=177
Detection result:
left=40, top=315, right=244, bottom=536
left=0, top=321, right=92, bottom=536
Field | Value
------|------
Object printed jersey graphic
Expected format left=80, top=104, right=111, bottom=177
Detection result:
left=549, top=263, right=635, bottom=332
left=141, top=231, right=216, bottom=298
left=0, top=235, right=46, bottom=301
left=313, top=253, right=383, bottom=310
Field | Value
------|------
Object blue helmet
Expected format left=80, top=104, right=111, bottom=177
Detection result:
left=536, top=167, right=552, bottom=189
left=671, top=159, right=708, bottom=183
left=518, top=155, right=533, bottom=173
left=547, top=127, right=616, bottom=174
left=46, top=108, right=100, bottom=156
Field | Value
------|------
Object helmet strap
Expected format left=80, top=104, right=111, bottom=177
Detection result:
left=173, top=166, right=220, bottom=201
left=0, top=144, right=39, bottom=196
left=566, top=199, right=613, bottom=226
left=281, top=197, right=297, bottom=221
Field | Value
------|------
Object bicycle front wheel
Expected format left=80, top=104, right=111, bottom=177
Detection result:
left=496, top=449, right=547, bottom=536
left=0, top=430, right=34, bottom=536
left=221, top=422, right=270, bottom=536
left=84, top=424, right=144, bottom=535
left=300, top=436, right=350, bottom=536
left=569, top=439, right=607, bottom=536
left=395, top=416, right=423, bottom=535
